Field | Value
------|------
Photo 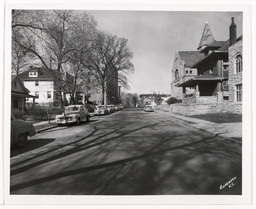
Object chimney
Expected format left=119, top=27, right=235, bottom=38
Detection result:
left=229, top=17, right=237, bottom=46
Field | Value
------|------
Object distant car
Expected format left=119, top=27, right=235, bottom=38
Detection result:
left=94, top=105, right=108, bottom=116
left=144, top=105, right=154, bottom=112
left=56, top=105, right=90, bottom=125
left=11, top=114, right=36, bottom=148
left=106, top=105, right=115, bottom=113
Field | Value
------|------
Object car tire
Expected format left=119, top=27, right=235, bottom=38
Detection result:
left=86, top=115, right=90, bottom=122
left=16, top=133, right=28, bottom=148
left=76, top=118, right=80, bottom=125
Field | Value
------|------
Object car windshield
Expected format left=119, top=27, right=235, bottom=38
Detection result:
left=65, top=106, right=80, bottom=112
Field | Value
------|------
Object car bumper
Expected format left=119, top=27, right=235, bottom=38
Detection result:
left=56, top=118, right=77, bottom=125
left=95, top=111, right=105, bottom=115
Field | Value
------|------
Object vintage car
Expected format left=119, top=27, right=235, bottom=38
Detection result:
left=94, top=105, right=108, bottom=116
left=11, top=114, right=36, bottom=148
left=56, top=105, right=90, bottom=125
left=144, top=105, right=154, bottom=112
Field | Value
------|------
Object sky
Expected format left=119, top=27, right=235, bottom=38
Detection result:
left=83, top=11, right=242, bottom=95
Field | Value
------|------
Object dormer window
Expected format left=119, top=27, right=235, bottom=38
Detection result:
left=29, top=71, right=38, bottom=77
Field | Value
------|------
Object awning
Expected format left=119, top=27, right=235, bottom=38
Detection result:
left=177, top=76, right=223, bottom=87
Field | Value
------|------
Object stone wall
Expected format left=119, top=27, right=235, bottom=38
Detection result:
left=228, top=39, right=243, bottom=103
left=197, top=96, right=217, bottom=104
left=157, top=103, right=242, bottom=115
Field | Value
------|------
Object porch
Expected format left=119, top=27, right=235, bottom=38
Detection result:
left=177, top=75, right=229, bottom=104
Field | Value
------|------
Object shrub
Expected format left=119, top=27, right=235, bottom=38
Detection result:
left=12, top=109, right=25, bottom=120
left=166, top=97, right=182, bottom=105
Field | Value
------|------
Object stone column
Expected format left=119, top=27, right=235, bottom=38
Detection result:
left=217, top=91, right=223, bottom=104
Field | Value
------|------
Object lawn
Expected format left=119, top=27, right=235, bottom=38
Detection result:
left=189, top=113, right=242, bottom=123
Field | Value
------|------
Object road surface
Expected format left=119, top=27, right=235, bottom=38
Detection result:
left=10, top=108, right=242, bottom=195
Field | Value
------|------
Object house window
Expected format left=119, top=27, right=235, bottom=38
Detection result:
left=236, top=84, right=242, bottom=102
left=35, top=91, right=39, bottom=99
left=47, top=91, right=52, bottom=99
left=235, top=54, right=242, bottom=73
left=35, top=80, right=39, bottom=86
left=175, top=69, right=179, bottom=79
left=14, top=81, right=17, bottom=88
left=222, top=81, right=229, bottom=91
left=190, top=70, right=192, bottom=74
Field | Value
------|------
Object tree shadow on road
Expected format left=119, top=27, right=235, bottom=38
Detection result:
left=10, top=119, right=242, bottom=196
left=11, top=138, right=56, bottom=158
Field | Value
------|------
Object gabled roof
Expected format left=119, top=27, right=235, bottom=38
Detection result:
left=11, top=75, right=30, bottom=94
left=198, top=22, right=215, bottom=50
left=178, top=51, right=205, bottom=68
left=18, top=67, right=62, bottom=81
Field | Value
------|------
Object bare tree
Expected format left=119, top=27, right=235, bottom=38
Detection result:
left=81, top=31, right=134, bottom=104
left=12, top=10, right=97, bottom=107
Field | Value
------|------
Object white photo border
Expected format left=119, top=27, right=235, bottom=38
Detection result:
left=3, top=0, right=253, bottom=206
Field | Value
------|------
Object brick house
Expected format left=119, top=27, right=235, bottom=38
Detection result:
left=171, top=17, right=242, bottom=110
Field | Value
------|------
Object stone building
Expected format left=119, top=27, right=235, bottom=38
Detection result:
left=228, top=35, right=243, bottom=103
left=171, top=17, right=242, bottom=108
left=171, top=51, right=205, bottom=99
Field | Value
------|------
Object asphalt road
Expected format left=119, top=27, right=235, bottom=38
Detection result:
left=10, top=108, right=242, bottom=195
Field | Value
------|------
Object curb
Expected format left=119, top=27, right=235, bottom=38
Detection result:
left=36, top=124, right=58, bottom=133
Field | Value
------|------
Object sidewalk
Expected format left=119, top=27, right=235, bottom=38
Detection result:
left=33, top=119, right=58, bottom=133
left=166, top=112, right=242, bottom=143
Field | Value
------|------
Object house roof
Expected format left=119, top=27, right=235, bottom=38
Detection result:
left=198, top=22, right=215, bottom=50
left=199, top=40, right=226, bottom=53
left=218, top=35, right=243, bottom=52
left=192, top=51, right=228, bottom=68
left=178, top=51, right=205, bottom=68
left=11, top=75, right=31, bottom=95
left=18, top=67, right=62, bottom=81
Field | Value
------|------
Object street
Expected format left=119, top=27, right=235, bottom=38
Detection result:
left=10, top=108, right=242, bottom=195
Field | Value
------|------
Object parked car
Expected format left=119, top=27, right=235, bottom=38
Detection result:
left=11, top=114, right=36, bottom=148
left=144, top=105, right=154, bottom=112
left=94, top=105, right=108, bottom=116
left=55, top=105, right=90, bottom=125
left=106, top=105, right=115, bottom=113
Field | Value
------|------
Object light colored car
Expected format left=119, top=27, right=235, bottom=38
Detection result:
left=11, top=114, right=36, bottom=147
left=56, top=105, right=90, bottom=125
left=106, top=105, right=115, bottom=113
left=94, top=105, right=107, bottom=116
left=144, top=105, right=154, bottom=112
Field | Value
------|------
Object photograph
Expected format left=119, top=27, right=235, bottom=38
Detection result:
left=3, top=1, right=252, bottom=206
